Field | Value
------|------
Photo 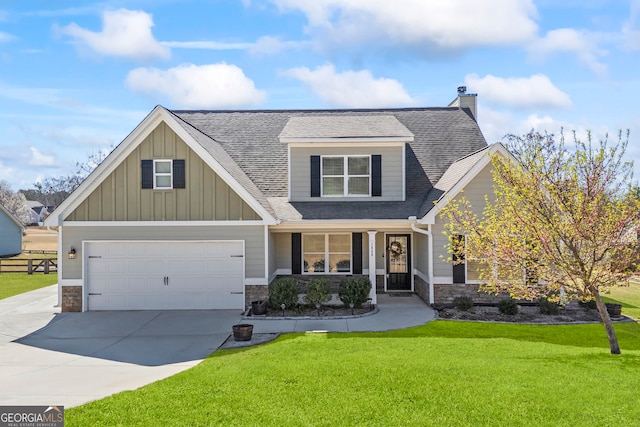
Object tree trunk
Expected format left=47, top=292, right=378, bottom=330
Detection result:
left=591, top=287, right=621, bottom=355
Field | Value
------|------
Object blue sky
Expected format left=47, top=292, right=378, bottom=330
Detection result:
left=0, top=0, right=639, bottom=191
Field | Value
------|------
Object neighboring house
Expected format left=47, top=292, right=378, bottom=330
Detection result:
left=25, top=200, right=50, bottom=225
left=0, top=203, right=24, bottom=257
left=46, top=89, right=508, bottom=312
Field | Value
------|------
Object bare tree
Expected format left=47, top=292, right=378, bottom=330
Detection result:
left=0, top=180, right=32, bottom=225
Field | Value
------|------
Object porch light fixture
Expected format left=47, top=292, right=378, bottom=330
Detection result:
left=68, top=247, right=76, bottom=259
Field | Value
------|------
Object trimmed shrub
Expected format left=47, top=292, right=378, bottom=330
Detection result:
left=538, top=297, right=560, bottom=315
left=339, top=277, right=372, bottom=308
left=497, top=298, right=519, bottom=315
left=578, top=298, right=597, bottom=310
left=453, top=296, right=474, bottom=311
left=304, top=278, right=332, bottom=307
left=269, top=278, right=299, bottom=309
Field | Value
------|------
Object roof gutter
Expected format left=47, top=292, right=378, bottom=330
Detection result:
left=410, top=219, right=435, bottom=305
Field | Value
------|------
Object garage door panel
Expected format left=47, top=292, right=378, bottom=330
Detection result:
left=86, top=241, right=244, bottom=310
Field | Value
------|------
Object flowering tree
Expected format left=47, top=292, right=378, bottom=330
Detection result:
left=0, top=180, right=31, bottom=225
left=440, top=131, right=640, bottom=354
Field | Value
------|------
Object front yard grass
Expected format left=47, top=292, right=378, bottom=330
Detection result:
left=0, top=273, right=57, bottom=300
left=603, top=277, right=640, bottom=320
left=68, top=320, right=640, bottom=426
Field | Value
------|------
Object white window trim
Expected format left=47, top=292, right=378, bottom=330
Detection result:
left=321, top=155, right=371, bottom=197
left=302, top=233, right=352, bottom=274
left=154, top=159, right=173, bottom=190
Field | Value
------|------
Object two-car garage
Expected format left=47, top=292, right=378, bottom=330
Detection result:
left=84, top=241, right=245, bottom=311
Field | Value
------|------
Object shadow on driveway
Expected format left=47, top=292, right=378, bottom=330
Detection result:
left=15, top=310, right=243, bottom=366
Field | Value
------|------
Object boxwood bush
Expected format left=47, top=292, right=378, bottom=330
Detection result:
left=339, top=277, right=372, bottom=308
left=453, top=296, right=474, bottom=311
left=269, top=278, right=299, bottom=309
left=497, top=298, right=519, bottom=315
left=304, top=278, right=332, bottom=307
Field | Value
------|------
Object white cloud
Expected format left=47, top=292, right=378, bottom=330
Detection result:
left=528, top=28, right=607, bottom=75
left=465, top=74, right=572, bottom=109
left=0, top=32, right=15, bottom=42
left=125, top=63, right=267, bottom=108
left=623, top=0, right=640, bottom=50
left=58, top=9, right=170, bottom=60
left=162, top=40, right=254, bottom=50
left=29, top=146, right=56, bottom=166
left=284, top=64, right=416, bottom=108
left=271, top=0, right=538, bottom=52
left=249, top=36, right=309, bottom=55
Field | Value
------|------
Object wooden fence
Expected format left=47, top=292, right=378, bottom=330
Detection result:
left=0, top=258, right=58, bottom=274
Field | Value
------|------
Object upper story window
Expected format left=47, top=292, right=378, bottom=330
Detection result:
left=141, top=159, right=186, bottom=190
left=154, top=160, right=173, bottom=189
left=322, top=155, right=370, bottom=197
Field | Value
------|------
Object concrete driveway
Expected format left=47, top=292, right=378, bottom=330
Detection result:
left=0, top=285, right=242, bottom=407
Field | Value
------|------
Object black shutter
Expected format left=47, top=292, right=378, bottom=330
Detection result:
left=310, top=156, right=321, bottom=197
left=371, top=155, right=382, bottom=197
left=141, top=160, right=153, bottom=189
left=173, top=159, right=186, bottom=189
left=292, top=233, right=302, bottom=274
left=452, top=235, right=466, bottom=284
left=352, top=233, right=362, bottom=274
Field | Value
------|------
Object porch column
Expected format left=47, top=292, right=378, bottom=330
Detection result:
left=367, top=230, right=378, bottom=305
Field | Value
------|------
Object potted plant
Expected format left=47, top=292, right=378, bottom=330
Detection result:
left=232, top=323, right=254, bottom=341
left=251, top=300, right=267, bottom=315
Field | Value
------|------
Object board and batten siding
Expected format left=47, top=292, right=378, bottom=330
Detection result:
left=289, top=145, right=403, bottom=201
left=433, top=162, right=496, bottom=278
left=65, top=122, right=260, bottom=222
left=0, top=210, right=22, bottom=256
left=61, top=225, right=265, bottom=280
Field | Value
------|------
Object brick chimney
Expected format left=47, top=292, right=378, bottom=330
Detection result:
left=448, top=86, right=477, bottom=120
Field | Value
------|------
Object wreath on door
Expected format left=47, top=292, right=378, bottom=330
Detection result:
left=388, top=240, right=404, bottom=258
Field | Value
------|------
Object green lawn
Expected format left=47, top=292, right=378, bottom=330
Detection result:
left=0, top=273, right=57, bottom=300
left=603, top=277, right=640, bottom=320
left=68, top=319, right=640, bottom=426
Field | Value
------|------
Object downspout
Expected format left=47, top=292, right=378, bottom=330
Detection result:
left=411, top=222, right=434, bottom=305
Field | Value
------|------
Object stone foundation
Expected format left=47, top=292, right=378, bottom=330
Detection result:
left=61, top=286, right=82, bottom=312
left=414, top=275, right=430, bottom=304
left=245, top=285, right=269, bottom=310
left=433, top=283, right=505, bottom=306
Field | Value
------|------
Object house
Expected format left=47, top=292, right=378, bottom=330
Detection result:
left=0, top=203, right=24, bottom=257
left=46, top=88, right=509, bottom=312
left=25, top=200, right=50, bottom=225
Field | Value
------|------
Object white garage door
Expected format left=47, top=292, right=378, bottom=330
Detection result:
left=85, top=241, right=244, bottom=310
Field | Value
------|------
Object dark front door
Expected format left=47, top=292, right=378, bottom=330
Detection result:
left=386, top=234, right=411, bottom=291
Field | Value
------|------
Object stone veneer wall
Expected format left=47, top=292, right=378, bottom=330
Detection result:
left=61, top=286, right=82, bottom=312
left=245, top=285, right=269, bottom=310
left=433, top=283, right=505, bottom=306
left=414, top=275, right=430, bottom=304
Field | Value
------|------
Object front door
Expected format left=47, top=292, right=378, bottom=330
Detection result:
left=386, top=234, right=411, bottom=291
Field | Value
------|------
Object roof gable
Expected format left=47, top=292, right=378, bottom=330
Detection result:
left=0, top=203, right=25, bottom=230
left=46, top=106, right=277, bottom=225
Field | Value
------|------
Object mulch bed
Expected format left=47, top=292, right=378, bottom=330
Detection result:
left=437, top=304, right=627, bottom=323
left=251, top=305, right=374, bottom=318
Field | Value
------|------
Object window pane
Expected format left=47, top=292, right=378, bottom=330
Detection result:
left=330, top=255, right=351, bottom=273
left=304, top=255, right=325, bottom=273
left=348, top=156, right=369, bottom=175
left=467, top=260, right=489, bottom=281
left=156, top=175, right=171, bottom=188
left=155, top=161, right=171, bottom=173
left=322, top=157, right=343, bottom=175
left=328, top=234, right=350, bottom=252
left=323, top=177, right=344, bottom=195
left=348, top=177, right=369, bottom=195
left=303, top=234, right=325, bottom=252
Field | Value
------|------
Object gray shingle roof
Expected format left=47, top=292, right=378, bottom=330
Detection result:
left=170, top=107, right=487, bottom=221
left=279, top=115, right=414, bottom=140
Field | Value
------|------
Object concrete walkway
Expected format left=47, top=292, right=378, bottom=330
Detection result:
left=0, top=285, right=435, bottom=408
